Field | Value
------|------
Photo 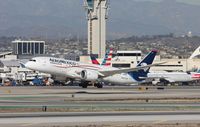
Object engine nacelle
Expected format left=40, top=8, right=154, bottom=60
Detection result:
left=81, top=70, right=98, bottom=81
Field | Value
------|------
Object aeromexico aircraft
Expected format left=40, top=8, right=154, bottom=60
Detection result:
left=25, top=50, right=158, bottom=88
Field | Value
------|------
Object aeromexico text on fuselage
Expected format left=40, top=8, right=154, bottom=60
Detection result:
left=49, top=58, right=102, bottom=70
left=50, top=58, right=78, bottom=66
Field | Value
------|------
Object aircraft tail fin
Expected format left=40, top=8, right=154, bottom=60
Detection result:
left=128, top=50, right=158, bottom=81
left=101, top=48, right=113, bottom=66
left=90, top=48, right=113, bottom=66
left=197, top=69, right=200, bottom=73
left=90, top=55, right=100, bottom=65
left=137, top=50, right=157, bottom=68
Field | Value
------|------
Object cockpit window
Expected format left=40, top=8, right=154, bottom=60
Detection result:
left=29, top=59, right=36, bottom=62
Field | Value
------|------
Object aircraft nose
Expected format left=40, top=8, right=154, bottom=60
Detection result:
left=25, top=61, right=32, bottom=69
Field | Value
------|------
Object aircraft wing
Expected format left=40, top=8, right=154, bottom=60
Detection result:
left=140, top=76, right=175, bottom=83
left=138, top=76, right=167, bottom=80
left=99, top=62, right=165, bottom=77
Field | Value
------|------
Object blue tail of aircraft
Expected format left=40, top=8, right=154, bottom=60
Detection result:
left=128, top=50, right=157, bottom=81
left=137, top=50, right=157, bottom=67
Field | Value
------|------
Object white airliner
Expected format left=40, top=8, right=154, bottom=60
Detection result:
left=148, top=70, right=200, bottom=85
left=25, top=50, right=158, bottom=88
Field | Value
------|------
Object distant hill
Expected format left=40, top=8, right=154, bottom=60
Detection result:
left=108, top=0, right=200, bottom=38
left=0, top=0, right=86, bottom=38
left=1, top=0, right=200, bottom=39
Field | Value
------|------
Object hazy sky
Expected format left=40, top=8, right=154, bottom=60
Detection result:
left=1, top=0, right=200, bottom=38
left=134, top=0, right=200, bottom=5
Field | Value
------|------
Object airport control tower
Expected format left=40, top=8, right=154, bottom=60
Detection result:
left=84, top=0, right=109, bottom=58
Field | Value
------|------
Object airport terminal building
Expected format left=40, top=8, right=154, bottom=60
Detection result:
left=12, top=40, right=45, bottom=56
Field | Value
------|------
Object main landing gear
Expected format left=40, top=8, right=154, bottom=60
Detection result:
left=79, top=81, right=89, bottom=88
left=79, top=81, right=103, bottom=89
left=94, top=83, right=103, bottom=88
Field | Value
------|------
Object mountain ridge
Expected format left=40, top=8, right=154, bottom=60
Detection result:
left=0, top=0, right=200, bottom=39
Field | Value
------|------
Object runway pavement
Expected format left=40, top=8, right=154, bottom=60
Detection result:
left=0, top=86, right=200, bottom=126
left=0, top=86, right=200, bottom=112
left=0, top=111, right=200, bottom=127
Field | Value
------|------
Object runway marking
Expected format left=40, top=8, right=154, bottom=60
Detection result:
left=21, top=123, right=35, bottom=127
left=153, top=119, right=167, bottom=124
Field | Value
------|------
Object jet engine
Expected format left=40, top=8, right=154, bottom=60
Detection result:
left=81, top=70, right=99, bottom=81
